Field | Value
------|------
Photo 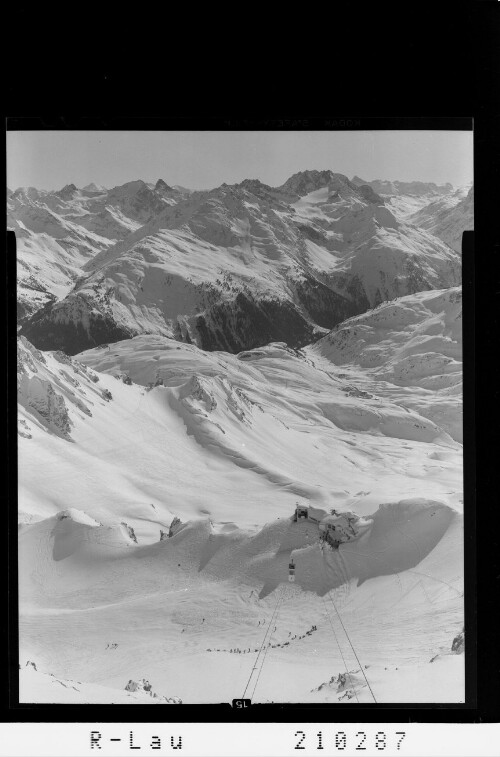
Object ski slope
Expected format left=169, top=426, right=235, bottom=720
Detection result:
left=18, top=318, right=464, bottom=703
left=19, top=501, right=464, bottom=704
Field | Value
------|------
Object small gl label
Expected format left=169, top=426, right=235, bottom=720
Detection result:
left=232, top=698, right=251, bottom=708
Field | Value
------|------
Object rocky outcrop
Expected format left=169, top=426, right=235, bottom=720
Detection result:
left=18, top=339, right=73, bottom=439
left=121, top=522, right=138, bottom=543
left=168, top=517, right=183, bottom=538
left=124, top=679, right=182, bottom=703
left=27, top=380, right=72, bottom=438
left=17, top=336, right=109, bottom=440
left=311, top=670, right=360, bottom=700
left=451, top=627, right=464, bottom=654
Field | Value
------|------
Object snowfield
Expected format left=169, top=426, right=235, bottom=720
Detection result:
left=308, top=287, right=463, bottom=442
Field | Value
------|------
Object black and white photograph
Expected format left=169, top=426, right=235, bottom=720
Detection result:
left=10, top=127, right=472, bottom=706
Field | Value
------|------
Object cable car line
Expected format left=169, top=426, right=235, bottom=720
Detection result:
left=242, top=582, right=285, bottom=699
left=250, top=585, right=287, bottom=701
left=321, top=596, right=359, bottom=703
left=325, top=589, right=377, bottom=703
left=244, top=584, right=283, bottom=699
left=242, top=550, right=376, bottom=703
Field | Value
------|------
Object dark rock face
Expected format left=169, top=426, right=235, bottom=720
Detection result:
left=168, top=517, right=182, bottom=538
left=280, top=169, right=340, bottom=197
left=293, top=276, right=360, bottom=329
left=56, top=183, right=78, bottom=200
left=193, top=293, right=316, bottom=352
left=356, top=184, right=385, bottom=205
left=295, top=223, right=326, bottom=243
left=20, top=274, right=363, bottom=355
left=451, top=627, right=464, bottom=654
left=20, top=302, right=134, bottom=356
left=18, top=299, right=34, bottom=322
left=121, top=522, right=138, bottom=543
left=155, top=178, right=173, bottom=193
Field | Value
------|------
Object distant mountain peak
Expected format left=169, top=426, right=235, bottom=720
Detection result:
left=280, top=169, right=337, bottom=193
left=108, top=179, right=148, bottom=195
left=56, top=183, right=78, bottom=199
left=356, top=184, right=385, bottom=206
left=11, top=186, right=37, bottom=200
left=155, top=178, right=173, bottom=193
left=278, top=170, right=376, bottom=201
left=82, top=182, right=107, bottom=193
left=351, top=177, right=455, bottom=197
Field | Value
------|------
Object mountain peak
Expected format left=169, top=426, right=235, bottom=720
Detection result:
left=11, top=186, right=42, bottom=201
left=280, top=169, right=335, bottom=193
left=356, top=183, right=385, bottom=205
left=277, top=170, right=363, bottom=199
left=57, top=183, right=78, bottom=199
left=82, top=182, right=107, bottom=193
left=109, top=179, right=147, bottom=192
left=352, top=178, right=455, bottom=197
left=155, top=178, right=173, bottom=193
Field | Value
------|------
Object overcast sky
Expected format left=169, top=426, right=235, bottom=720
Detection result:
left=7, top=130, right=473, bottom=192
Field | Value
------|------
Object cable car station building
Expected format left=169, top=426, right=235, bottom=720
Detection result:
left=292, top=503, right=370, bottom=549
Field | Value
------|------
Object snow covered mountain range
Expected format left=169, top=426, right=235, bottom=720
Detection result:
left=14, top=168, right=469, bottom=704
left=13, top=171, right=469, bottom=354
left=11, top=179, right=189, bottom=320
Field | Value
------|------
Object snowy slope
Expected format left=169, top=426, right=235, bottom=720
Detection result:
left=19, top=171, right=461, bottom=354
left=18, top=332, right=462, bottom=530
left=18, top=312, right=464, bottom=703
left=408, top=186, right=474, bottom=252
left=19, top=663, right=181, bottom=704
left=19, top=500, right=464, bottom=704
left=351, top=176, right=471, bottom=231
left=308, top=287, right=462, bottom=442
left=9, top=189, right=117, bottom=319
